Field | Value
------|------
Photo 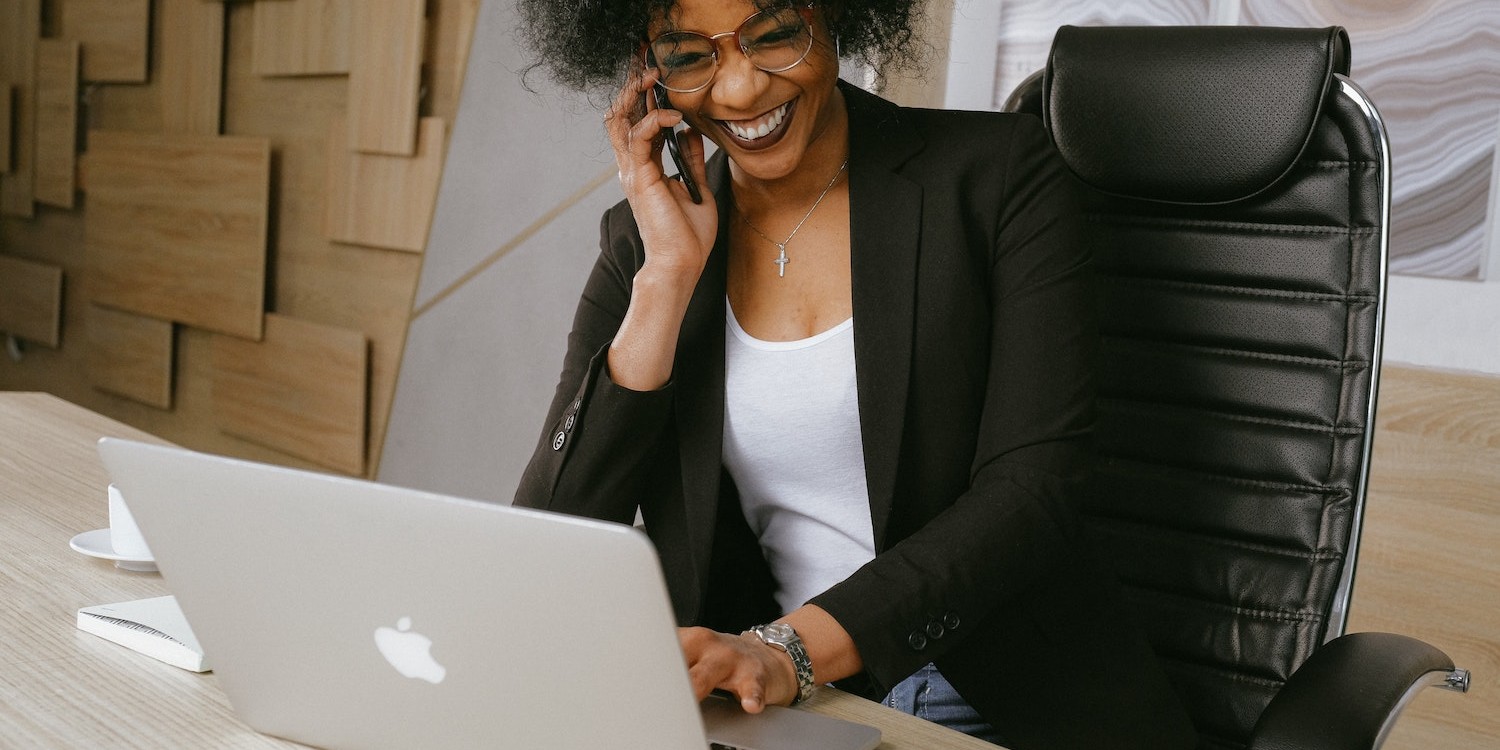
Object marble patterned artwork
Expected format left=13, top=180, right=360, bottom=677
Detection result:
left=984, top=0, right=1500, bottom=278
left=991, top=0, right=1218, bottom=109
left=1240, top=0, right=1500, bottom=278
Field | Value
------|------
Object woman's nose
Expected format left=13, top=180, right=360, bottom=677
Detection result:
left=709, top=47, right=769, bottom=110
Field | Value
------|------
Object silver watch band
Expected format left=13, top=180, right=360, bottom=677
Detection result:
left=750, top=623, right=816, bottom=704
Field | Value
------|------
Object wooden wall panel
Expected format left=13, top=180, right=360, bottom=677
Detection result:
left=1347, top=365, right=1500, bottom=749
left=253, top=0, right=351, bottom=77
left=325, top=116, right=445, bottom=252
left=58, top=0, right=150, bottom=83
left=424, top=0, right=481, bottom=124
left=210, top=314, right=368, bottom=475
left=0, top=0, right=478, bottom=481
left=34, top=41, right=79, bottom=209
left=0, top=254, right=63, bottom=347
left=84, top=130, right=270, bottom=340
left=159, top=0, right=225, bottom=136
left=0, top=0, right=39, bottom=217
left=348, top=0, right=425, bottom=155
left=1, top=85, right=12, bottom=173
left=87, top=304, right=174, bottom=409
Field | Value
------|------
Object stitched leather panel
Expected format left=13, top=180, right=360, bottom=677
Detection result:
left=1096, top=399, right=1359, bottom=487
left=1013, top=27, right=1381, bottom=749
left=1097, top=282, right=1356, bottom=360
left=1087, top=163, right=1368, bottom=235
left=1093, top=222, right=1357, bottom=293
left=1126, top=587, right=1321, bottom=684
left=1101, top=339, right=1352, bottom=425
left=1163, top=656, right=1281, bottom=750
left=1101, top=524, right=1344, bottom=660
left=1201, top=737, right=1248, bottom=750
left=1091, top=460, right=1335, bottom=550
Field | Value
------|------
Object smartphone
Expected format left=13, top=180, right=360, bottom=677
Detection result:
left=647, top=58, right=703, bottom=204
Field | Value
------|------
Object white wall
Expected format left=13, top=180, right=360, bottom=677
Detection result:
left=1385, top=275, right=1500, bottom=375
left=1386, top=108, right=1500, bottom=375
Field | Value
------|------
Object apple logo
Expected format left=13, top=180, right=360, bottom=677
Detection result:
left=374, top=616, right=447, bottom=684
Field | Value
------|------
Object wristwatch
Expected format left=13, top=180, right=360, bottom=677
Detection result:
left=749, top=623, right=816, bottom=704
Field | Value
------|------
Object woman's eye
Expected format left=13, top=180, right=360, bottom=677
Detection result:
left=663, top=51, right=712, bottom=70
left=747, top=24, right=803, bottom=48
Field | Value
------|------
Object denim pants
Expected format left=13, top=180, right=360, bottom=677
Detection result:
left=881, top=663, right=1005, bottom=745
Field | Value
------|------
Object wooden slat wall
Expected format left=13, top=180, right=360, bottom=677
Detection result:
left=325, top=116, right=446, bottom=252
left=158, top=0, right=225, bottom=136
left=0, top=0, right=39, bottom=217
left=57, top=0, right=150, bottom=83
left=210, top=314, right=368, bottom=475
left=0, top=0, right=481, bottom=478
left=83, top=130, right=270, bottom=341
left=33, top=40, right=79, bottom=209
left=1349, top=365, right=1500, bottom=749
left=348, top=0, right=426, bottom=155
left=253, top=0, right=352, bottom=77
left=87, top=305, right=174, bottom=410
left=0, top=254, right=63, bottom=347
left=425, top=0, right=482, bottom=128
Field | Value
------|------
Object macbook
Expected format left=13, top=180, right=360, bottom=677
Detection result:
left=97, top=438, right=880, bottom=750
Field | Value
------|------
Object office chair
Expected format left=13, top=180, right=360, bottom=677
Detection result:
left=1004, top=26, right=1470, bottom=750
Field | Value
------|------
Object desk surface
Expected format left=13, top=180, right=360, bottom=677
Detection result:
left=0, top=392, right=999, bottom=749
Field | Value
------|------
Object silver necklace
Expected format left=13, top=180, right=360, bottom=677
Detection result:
left=738, top=159, right=848, bottom=278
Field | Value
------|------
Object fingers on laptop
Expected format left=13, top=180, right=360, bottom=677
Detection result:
left=677, top=627, right=797, bottom=713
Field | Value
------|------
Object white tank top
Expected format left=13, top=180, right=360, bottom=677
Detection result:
left=722, top=300, right=876, bottom=615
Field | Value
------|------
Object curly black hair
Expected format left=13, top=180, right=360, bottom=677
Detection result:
left=515, top=0, right=919, bottom=93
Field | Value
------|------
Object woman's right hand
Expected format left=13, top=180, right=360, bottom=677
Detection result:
left=605, top=65, right=718, bottom=281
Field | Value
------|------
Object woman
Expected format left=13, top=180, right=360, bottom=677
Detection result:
left=514, top=1, right=1196, bottom=747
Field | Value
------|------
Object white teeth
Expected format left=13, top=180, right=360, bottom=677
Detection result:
left=726, top=102, right=789, bottom=141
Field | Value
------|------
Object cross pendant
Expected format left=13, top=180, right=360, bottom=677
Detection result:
left=774, top=244, right=789, bottom=277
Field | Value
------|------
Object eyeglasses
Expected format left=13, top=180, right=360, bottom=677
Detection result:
left=646, top=4, right=816, bottom=93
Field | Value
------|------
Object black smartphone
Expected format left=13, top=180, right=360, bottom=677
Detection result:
left=647, top=60, right=703, bottom=204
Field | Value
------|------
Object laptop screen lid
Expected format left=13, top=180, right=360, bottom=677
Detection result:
left=97, top=437, right=709, bottom=749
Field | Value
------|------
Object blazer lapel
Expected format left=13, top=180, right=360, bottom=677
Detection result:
left=843, top=82, right=924, bottom=551
left=675, top=152, right=734, bottom=590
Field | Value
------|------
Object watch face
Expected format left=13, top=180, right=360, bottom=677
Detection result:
left=759, top=623, right=796, bottom=644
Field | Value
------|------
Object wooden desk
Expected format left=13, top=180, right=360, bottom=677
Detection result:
left=0, top=393, right=998, bottom=749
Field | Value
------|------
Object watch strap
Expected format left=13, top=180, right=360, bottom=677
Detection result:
left=750, top=623, right=816, bottom=704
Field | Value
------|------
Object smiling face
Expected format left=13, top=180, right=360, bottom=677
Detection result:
left=649, top=0, right=847, bottom=185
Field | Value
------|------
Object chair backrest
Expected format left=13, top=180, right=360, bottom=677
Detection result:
left=1006, top=26, right=1389, bottom=750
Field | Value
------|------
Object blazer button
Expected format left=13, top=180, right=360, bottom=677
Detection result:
left=925, top=620, right=945, bottom=640
left=551, top=431, right=566, bottom=451
left=563, top=413, right=576, bottom=432
left=908, top=631, right=928, bottom=651
left=943, top=612, right=961, bottom=630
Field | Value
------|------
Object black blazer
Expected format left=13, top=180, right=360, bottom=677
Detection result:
left=517, top=82, right=1196, bottom=750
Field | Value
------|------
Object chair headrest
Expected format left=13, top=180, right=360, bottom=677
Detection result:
left=1043, top=26, right=1351, bottom=205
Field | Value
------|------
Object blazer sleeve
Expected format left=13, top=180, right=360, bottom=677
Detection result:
left=810, top=116, right=1097, bottom=689
left=512, top=203, right=674, bottom=525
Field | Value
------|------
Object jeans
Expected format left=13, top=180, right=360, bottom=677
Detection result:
left=881, top=663, right=1005, bottom=746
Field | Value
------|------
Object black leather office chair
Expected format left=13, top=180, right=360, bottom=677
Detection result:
left=1004, top=26, right=1470, bottom=750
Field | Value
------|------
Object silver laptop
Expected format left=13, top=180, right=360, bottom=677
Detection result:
left=97, top=438, right=880, bottom=750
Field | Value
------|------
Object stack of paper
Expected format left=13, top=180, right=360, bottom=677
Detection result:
left=76, top=595, right=210, bottom=672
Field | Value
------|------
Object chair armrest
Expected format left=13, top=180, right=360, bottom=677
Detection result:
left=1248, top=632, right=1468, bottom=750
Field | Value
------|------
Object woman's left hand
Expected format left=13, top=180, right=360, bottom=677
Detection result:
left=678, top=627, right=799, bottom=712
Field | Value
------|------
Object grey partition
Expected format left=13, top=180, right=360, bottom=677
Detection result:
left=379, top=0, right=618, bottom=502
